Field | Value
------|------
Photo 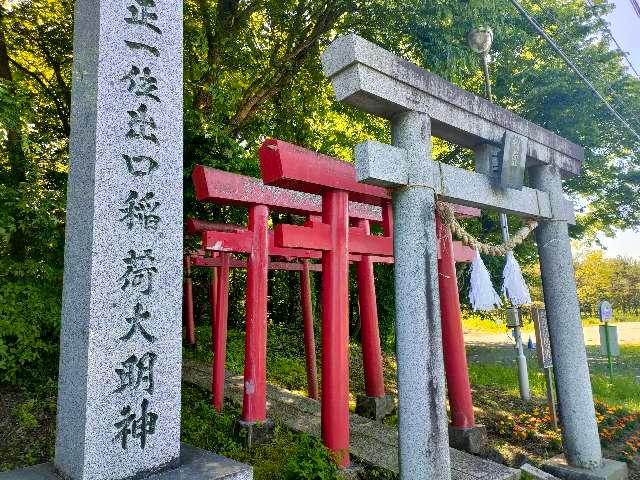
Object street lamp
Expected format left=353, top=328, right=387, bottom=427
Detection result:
left=467, top=26, right=494, bottom=101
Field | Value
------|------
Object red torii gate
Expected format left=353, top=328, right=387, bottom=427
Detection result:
left=187, top=142, right=484, bottom=460
left=259, top=139, right=394, bottom=466
left=191, top=166, right=393, bottom=441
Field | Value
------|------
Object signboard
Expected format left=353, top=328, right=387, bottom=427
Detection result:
left=532, top=308, right=553, bottom=369
left=599, top=300, right=613, bottom=323
left=599, top=325, right=620, bottom=357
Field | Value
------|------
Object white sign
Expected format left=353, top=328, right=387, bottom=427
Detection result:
left=599, top=301, right=613, bottom=323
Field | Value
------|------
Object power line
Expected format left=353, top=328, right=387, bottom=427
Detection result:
left=584, top=0, right=640, bottom=78
left=528, top=0, right=640, bottom=131
left=629, top=0, right=640, bottom=18
left=508, top=0, right=640, bottom=143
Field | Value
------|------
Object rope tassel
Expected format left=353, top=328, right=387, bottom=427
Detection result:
left=469, top=250, right=502, bottom=311
left=502, top=251, right=532, bottom=306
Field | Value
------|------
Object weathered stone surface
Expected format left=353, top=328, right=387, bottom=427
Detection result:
left=530, top=165, right=603, bottom=470
left=233, top=419, right=275, bottom=448
left=390, top=112, right=450, bottom=480
left=541, top=455, right=628, bottom=480
left=182, top=360, right=520, bottom=480
left=54, top=1, right=184, bottom=478
left=521, top=463, right=560, bottom=479
left=321, top=34, right=583, bottom=176
left=0, top=445, right=253, bottom=480
left=448, top=425, right=487, bottom=456
left=354, top=394, right=395, bottom=421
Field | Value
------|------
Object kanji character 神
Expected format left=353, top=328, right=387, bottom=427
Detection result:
left=114, top=399, right=158, bottom=450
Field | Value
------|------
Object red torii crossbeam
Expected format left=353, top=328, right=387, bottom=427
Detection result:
left=259, top=139, right=393, bottom=466
left=192, top=166, right=393, bottom=437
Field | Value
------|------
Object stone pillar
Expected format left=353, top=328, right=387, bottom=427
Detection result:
left=391, top=112, right=451, bottom=480
left=45, top=2, right=252, bottom=480
left=529, top=165, right=602, bottom=468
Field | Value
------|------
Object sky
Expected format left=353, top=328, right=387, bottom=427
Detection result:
left=595, top=0, right=640, bottom=259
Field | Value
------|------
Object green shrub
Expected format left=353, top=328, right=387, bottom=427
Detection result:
left=283, top=435, right=338, bottom=480
left=0, top=260, right=62, bottom=384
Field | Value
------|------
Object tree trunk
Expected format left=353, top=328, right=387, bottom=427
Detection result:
left=0, top=8, right=27, bottom=260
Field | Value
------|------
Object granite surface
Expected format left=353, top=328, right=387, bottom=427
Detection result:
left=530, top=165, right=603, bottom=470
left=0, top=445, right=252, bottom=480
left=320, top=34, right=583, bottom=176
left=55, top=0, right=184, bottom=478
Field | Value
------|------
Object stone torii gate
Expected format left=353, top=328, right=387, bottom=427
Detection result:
left=321, top=35, right=627, bottom=480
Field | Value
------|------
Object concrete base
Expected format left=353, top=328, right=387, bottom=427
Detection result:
left=448, top=424, right=487, bottom=455
left=541, top=455, right=628, bottom=480
left=355, top=394, right=395, bottom=421
left=0, top=444, right=252, bottom=480
left=233, top=418, right=275, bottom=448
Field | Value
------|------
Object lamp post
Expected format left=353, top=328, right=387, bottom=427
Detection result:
left=467, top=26, right=531, bottom=401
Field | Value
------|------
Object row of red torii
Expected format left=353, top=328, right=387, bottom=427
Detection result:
left=182, top=139, right=483, bottom=465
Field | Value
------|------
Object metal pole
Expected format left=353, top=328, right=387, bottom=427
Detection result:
left=500, top=213, right=531, bottom=401
left=481, top=45, right=531, bottom=402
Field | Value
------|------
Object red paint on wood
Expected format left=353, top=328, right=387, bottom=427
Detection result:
left=212, top=253, right=230, bottom=412
left=355, top=220, right=385, bottom=398
left=320, top=190, right=351, bottom=467
left=275, top=223, right=333, bottom=251
left=183, top=256, right=196, bottom=346
left=209, top=267, right=218, bottom=356
left=187, top=218, right=245, bottom=235
left=453, top=241, right=475, bottom=263
left=301, top=260, right=319, bottom=400
left=242, top=205, right=270, bottom=422
left=437, top=215, right=476, bottom=429
left=348, top=227, right=393, bottom=256
left=192, top=166, right=382, bottom=221
left=259, top=139, right=390, bottom=206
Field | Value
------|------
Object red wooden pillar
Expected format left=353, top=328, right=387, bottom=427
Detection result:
left=212, top=253, right=230, bottom=411
left=209, top=264, right=218, bottom=352
left=183, top=255, right=196, bottom=346
left=436, top=214, right=476, bottom=429
left=355, top=219, right=385, bottom=398
left=301, top=260, right=319, bottom=400
left=321, top=190, right=351, bottom=466
left=242, top=205, right=270, bottom=423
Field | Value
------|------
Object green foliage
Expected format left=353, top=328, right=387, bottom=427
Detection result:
left=0, top=260, right=62, bottom=384
left=2, top=0, right=640, bottom=382
left=181, top=383, right=339, bottom=480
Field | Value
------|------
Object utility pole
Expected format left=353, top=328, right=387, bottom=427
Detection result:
left=467, top=26, right=531, bottom=401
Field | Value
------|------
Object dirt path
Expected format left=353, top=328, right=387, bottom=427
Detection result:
left=464, top=322, right=640, bottom=346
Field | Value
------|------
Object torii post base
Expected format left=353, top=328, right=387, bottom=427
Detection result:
left=542, top=455, right=627, bottom=480
left=448, top=424, right=487, bottom=455
left=233, top=418, right=275, bottom=448
left=355, top=394, right=395, bottom=421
